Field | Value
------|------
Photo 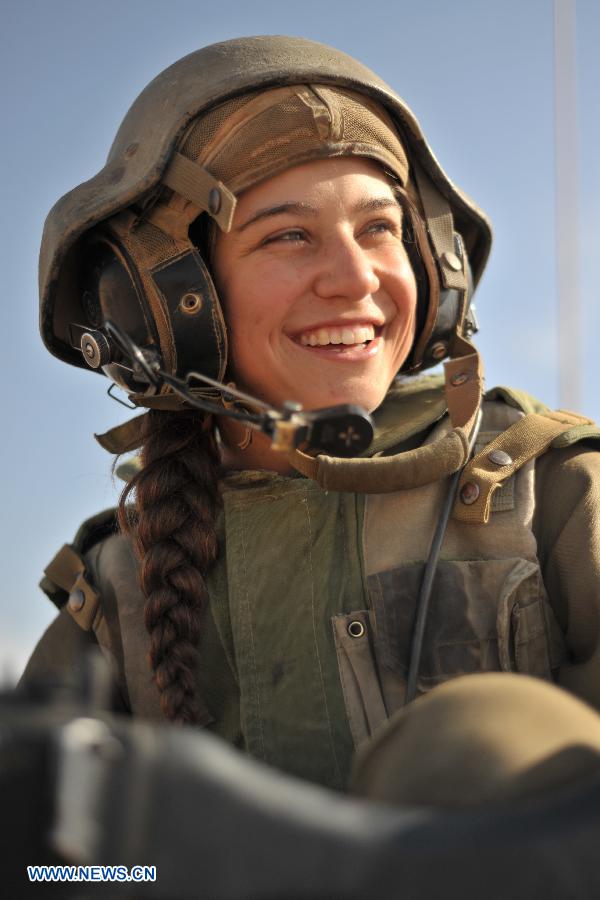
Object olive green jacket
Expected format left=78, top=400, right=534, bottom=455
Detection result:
left=21, top=376, right=600, bottom=791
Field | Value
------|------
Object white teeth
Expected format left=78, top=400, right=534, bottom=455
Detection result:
left=298, top=324, right=376, bottom=347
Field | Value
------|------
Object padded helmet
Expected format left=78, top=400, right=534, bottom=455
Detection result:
left=39, top=36, right=492, bottom=408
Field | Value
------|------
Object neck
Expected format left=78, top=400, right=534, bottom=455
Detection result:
left=218, top=417, right=294, bottom=474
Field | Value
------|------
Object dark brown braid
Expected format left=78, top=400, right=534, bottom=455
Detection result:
left=118, top=408, right=221, bottom=724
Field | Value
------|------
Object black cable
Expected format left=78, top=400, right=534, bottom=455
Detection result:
left=404, top=408, right=482, bottom=704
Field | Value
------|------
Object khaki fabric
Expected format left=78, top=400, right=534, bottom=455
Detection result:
left=351, top=673, right=600, bottom=807
left=454, top=408, right=594, bottom=525
left=176, top=84, right=410, bottom=213
left=21, top=377, right=600, bottom=793
left=339, top=399, right=567, bottom=745
left=534, top=444, right=600, bottom=708
left=287, top=347, right=482, bottom=492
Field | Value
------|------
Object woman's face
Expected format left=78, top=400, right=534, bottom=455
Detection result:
left=212, top=157, right=418, bottom=413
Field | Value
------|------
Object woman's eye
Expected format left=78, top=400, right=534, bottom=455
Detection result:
left=363, top=219, right=399, bottom=237
left=262, top=229, right=306, bottom=245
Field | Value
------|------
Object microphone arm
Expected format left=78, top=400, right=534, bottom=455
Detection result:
left=102, top=319, right=374, bottom=458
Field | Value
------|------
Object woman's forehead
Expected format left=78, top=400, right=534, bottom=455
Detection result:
left=234, top=157, right=398, bottom=219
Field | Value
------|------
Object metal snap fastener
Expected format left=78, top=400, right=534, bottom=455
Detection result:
left=80, top=331, right=111, bottom=369
left=488, top=450, right=513, bottom=467
left=208, top=187, right=221, bottom=215
left=460, top=482, right=480, bottom=505
left=430, top=341, right=448, bottom=361
left=442, top=251, right=462, bottom=272
left=348, top=620, right=365, bottom=638
left=450, top=372, right=468, bottom=387
left=68, top=589, right=85, bottom=612
left=179, top=292, right=203, bottom=315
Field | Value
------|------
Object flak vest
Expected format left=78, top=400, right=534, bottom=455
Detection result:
left=44, top=387, right=592, bottom=790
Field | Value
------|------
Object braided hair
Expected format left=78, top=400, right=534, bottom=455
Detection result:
left=119, top=408, right=221, bottom=724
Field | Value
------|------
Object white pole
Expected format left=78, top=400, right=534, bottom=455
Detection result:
left=554, top=0, right=582, bottom=410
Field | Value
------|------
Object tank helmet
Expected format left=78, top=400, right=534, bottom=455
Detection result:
left=39, top=36, right=492, bottom=409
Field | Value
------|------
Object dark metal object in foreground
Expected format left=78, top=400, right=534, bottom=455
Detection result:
left=3, top=679, right=600, bottom=899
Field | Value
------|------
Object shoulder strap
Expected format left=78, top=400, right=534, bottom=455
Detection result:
left=453, top=409, right=597, bottom=524
left=40, top=508, right=118, bottom=630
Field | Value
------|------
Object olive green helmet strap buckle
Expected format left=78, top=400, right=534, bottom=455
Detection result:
left=414, top=164, right=468, bottom=292
left=162, top=152, right=237, bottom=232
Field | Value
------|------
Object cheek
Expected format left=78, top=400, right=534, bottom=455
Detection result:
left=396, top=254, right=418, bottom=306
left=380, top=251, right=419, bottom=325
left=224, top=262, right=301, bottom=337
left=219, top=278, right=281, bottom=384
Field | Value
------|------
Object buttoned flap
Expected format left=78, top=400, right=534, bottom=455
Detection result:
left=331, top=611, right=388, bottom=749
left=472, top=429, right=516, bottom=512
left=367, top=557, right=566, bottom=695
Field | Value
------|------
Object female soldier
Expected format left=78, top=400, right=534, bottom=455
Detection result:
left=24, top=36, right=600, bottom=802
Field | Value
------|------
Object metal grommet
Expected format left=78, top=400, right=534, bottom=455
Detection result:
left=450, top=372, right=469, bottom=387
left=208, top=187, right=221, bottom=215
left=441, top=251, right=462, bottom=272
left=460, top=482, right=480, bottom=505
left=68, top=589, right=85, bottom=613
left=430, top=341, right=448, bottom=361
left=124, top=142, right=139, bottom=159
left=179, top=292, right=203, bottom=316
left=488, top=449, right=513, bottom=467
left=348, top=620, right=365, bottom=639
left=81, top=331, right=111, bottom=369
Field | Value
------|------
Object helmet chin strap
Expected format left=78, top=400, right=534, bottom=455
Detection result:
left=287, top=340, right=483, bottom=492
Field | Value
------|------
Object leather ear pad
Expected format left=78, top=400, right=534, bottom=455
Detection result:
left=81, top=239, right=158, bottom=359
left=152, top=250, right=227, bottom=383
left=79, top=237, right=163, bottom=393
left=79, top=233, right=227, bottom=395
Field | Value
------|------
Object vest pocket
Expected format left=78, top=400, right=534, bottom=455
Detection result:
left=496, top=560, right=566, bottom=677
left=334, top=557, right=567, bottom=742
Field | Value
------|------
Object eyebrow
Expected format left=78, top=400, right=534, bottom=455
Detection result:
left=237, top=201, right=318, bottom=231
left=236, top=196, right=401, bottom=231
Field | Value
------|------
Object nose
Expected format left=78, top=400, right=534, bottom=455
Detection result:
left=312, top=232, right=380, bottom=301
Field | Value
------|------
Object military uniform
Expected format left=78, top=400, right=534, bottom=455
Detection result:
left=22, top=376, right=600, bottom=791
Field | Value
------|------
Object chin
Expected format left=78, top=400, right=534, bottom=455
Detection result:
left=300, top=387, right=387, bottom=414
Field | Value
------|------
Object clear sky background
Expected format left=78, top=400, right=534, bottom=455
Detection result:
left=1, top=0, right=598, bottom=678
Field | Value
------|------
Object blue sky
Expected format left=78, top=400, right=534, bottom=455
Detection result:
left=1, top=0, right=598, bottom=676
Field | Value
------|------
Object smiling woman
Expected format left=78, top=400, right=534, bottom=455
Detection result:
left=214, top=158, right=418, bottom=471
left=22, top=36, right=600, bottom=809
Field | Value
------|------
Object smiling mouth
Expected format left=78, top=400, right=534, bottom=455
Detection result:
left=297, top=323, right=377, bottom=349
